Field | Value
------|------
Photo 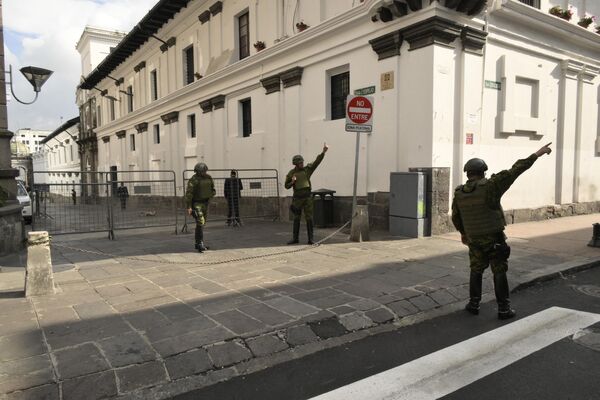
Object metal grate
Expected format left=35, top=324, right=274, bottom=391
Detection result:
left=518, top=0, right=540, bottom=8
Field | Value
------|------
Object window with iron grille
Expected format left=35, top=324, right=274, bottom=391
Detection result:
left=150, top=69, right=158, bottom=101
left=188, top=114, right=196, bottom=138
left=331, top=71, right=350, bottom=120
left=154, top=124, right=160, bottom=144
left=183, top=46, right=194, bottom=85
left=130, top=134, right=136, bottom=151
left=238, top=12, right=250, bottom=60
left=240, top=98, right=252, bottom=137
left=126, top=85, right=133, bottom=112
left=518, top=0, right=540, bottom=8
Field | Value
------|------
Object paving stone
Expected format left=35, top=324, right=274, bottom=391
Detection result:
left=308, top=317, right=347, bottom=339
left=289, top=278, right=341, bottom=291
left=144, top=316, right=216, bottom=342
left=207, top=341, right=252, bottom=368
left=0, top=330, right=47, bottom=362
left=265, top=297, right=320, bottom=318
left=73, top=301, right=116, bottom=319
left=339, top=312, right=375, bottom=331
left=164, top=348, right=213, bottom=380
left=211, top=310, right=266, bottom=335
left=428, top=289, right=459, bottom=306
left=329, top=305, right=355, bottom=315
left=273, top=266, right=311, bottom=277
left=155, top=302, right=202, bottom=321
left=116, top=360, right=168, bottom=393
left=286, top=325, right=319, bottom=346
left=122, top=309, right=169, bottom=331
left=365, top=308, right=395, bottom=324
left=44, top=317, right=134, bottom=349
left=94, top=284, right=131, bottom=298
left=239, top=303, right=294, bottom=326
left=347, top=298, right=380, bottom=311
left=246, top=335, right=289, bottom=357
left=446, top=284, right=470, bottom=300
left=153, top=326, right=236, bottom=357
left=390, top=287, right=423, bottom=299
left=61, top=370, right=117, bottom=400
left=189, top=278, right=229, bottom=295
left=408, top=294, right=438, bottom=311
left=291, top=288, right=341, bottom=303
left=242, top=286, right=280, bottom=301
left=0, top=354, right=55, bottom=393
left=193, top=294, right=258, bottom=315
left=387, top=300, right=417, bottom=317
left=4, top=383, right=59, bottom=400
left=98, top=332, right=156, bottom=367
left=54, top=343, right=110, bottom=380
left=303, top=294, right=359, bottom=309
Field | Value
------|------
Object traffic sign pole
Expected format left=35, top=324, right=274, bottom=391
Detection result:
left=352, top=132, right=360, bottom=218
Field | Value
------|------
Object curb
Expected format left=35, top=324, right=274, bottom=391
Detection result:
left=512, top=258, right=600, bottom=293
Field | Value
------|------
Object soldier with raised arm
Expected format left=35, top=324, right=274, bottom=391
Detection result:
left=452, top=143, right=552, bottom=320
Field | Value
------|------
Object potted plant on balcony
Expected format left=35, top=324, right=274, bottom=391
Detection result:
left=578, top=15, right=595, bottom=28
left=549, top=6, right=573, bottom=21
left=296, top=21, right=309, bottom=32
left=253, top=40, right=266, bottom=51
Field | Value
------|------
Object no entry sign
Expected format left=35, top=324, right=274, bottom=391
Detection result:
left=345, top=95, right=373, bottom=133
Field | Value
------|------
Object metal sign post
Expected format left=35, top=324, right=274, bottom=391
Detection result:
left=345, top=95, right=374, bottom=217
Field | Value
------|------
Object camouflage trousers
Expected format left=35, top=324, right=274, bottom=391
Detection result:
left=291, top=196, right=313, bottom=222
left=468, top=232, right=510, bottom=274
left=192, top=202, right=209, bottom=226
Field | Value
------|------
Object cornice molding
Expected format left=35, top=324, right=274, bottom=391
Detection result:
left=101, top=136, right=110, bottom=143
left=401, top=16, right=463, bottom=51
left=369, top=30, right=403, bottom=60
left=160, top=37, right=177, bottom=53
left=280, top=67, right=303, bottom=88
left=116, top=130, right=126, bottom=139
left=209, top=1, right=223, bottom=16
left=198, top=10, right=211, bottom=24
left=211, top=95, right=226, bottom=110
left=260, top=74, right=281, bottom=94
left=134, top=122, right=148, bottom=133
left=461, top=26, right=487, bottom=55
left=134, top=61, right=146, bottom=73
left=161, top=111, right=179, bottom=125
left=199, top=99, right=213, bottom=113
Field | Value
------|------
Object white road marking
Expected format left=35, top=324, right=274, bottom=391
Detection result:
left=311, top=307, right=600, bottom=400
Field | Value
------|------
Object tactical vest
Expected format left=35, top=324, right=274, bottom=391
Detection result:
left=292, top=169, right=311, bottom=191
left=454, top=178, right=505, bottom=237
left=192, top=175, right=213, bottom=202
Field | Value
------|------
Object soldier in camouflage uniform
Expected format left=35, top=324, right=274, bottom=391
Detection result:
left=186, top=162, right=216, bottom=252
left=452, top=143, right=552, bottom=320
left=285, top=143, right=329, bottom=245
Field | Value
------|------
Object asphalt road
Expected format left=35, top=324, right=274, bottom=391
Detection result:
left=173, top=266, right=600, bottom=400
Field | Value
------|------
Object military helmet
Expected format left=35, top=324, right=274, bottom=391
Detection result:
left=292, top=155, right=304, bottom=165
left=463, top=158, right=488, bottom=173
left=194, top=162, right=208, bottom=174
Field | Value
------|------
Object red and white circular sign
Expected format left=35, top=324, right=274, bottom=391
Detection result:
left=346, top=96, right=373, bottom=125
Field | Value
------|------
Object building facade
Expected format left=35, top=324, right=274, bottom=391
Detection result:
left=76, top=0, right=600, bottom=231
left=12, top=128, right=50, bottom=154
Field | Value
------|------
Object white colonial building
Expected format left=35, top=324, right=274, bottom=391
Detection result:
left=12, top=128, right=50, bottom=154
left=32, top=117, right=81, bottom=188
left=76, top=0, right=600, bottom=232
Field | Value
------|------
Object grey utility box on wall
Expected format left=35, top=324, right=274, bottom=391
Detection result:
left=389, top=172, right=429, bottom=237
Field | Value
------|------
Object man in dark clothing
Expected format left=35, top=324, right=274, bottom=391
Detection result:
left=186, top=162, right=216, bottom=252
left=71, top=188, right=76, bottom=205
left=285, top=143, right=329, bottom=245
left=452, top=142, right=552, bottom=320
left=117, top=182, right=129, bottom=210
left=224, top=170, right=243, bottom=226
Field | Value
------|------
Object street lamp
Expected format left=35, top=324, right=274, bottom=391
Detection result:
left=7, top=65, right=53, bottom=104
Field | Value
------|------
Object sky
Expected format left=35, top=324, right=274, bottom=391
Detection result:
left=3, top=0, right=157, bottom=132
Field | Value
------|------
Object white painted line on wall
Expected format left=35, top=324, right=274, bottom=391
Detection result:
left=311, top=307, right=600, bottom=400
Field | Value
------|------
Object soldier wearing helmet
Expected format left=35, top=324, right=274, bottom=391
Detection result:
left=186, top=162, right=216, bottom=252
left=284, top=143, right=329, bottom=245
left=452, top=143, right=552, bottom=320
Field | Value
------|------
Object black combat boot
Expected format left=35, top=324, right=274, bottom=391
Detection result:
left=307, top=220, right=314, bottom=245
left=494, top=272, right=516, bottom=320
left=287, top=219, right=300, bottom=245
left=195, top=226, right=207, bottom=253
left=465, top=271, right=483, bottom=315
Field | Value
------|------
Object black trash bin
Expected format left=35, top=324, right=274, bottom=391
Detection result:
left=311, top=189, right=336, bottom=228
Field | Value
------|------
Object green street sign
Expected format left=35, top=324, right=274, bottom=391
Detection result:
left=485, top=80, right=501, bottom=90
left=354, top=86, right=376, bottom=95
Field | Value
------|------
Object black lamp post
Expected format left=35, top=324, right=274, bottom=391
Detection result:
left=8, top=64, right=53, bottom=104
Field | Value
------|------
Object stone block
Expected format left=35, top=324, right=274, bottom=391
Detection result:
left=428, top=289, right=458, bottom=306
left=98, top=332, right=156, bottom=367
left=339, top=312, right=375, bottom=331
left=4, top=383, right=59, bottom=400
left=409, top=295, right=438, bottom=311
left=207, top=341, right=252, bottom=368
left=54, top=343, right=110, bottom=380
left=239, top=303, right=295, bottom=326
left=116, top=360, right=167, bottom=393
left=0, top=354, right=54, bottom=393
left=308, top=317, right=347, bottom=339
left=25, top=231, right=55, bottom=297
left=61, top=371, right=117, bottom=400
left=285, top=325, right=319, bottom=346
left=512, top=208, right=532, bottom=224
left=164, top=349, right=213, bottom=379
left=365, top=307, right=395, bottom=323
left=246, top=335, right=289, bottom=357
left=211, top=310, right=266, bottom=335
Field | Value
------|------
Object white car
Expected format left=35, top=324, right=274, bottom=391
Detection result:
left=16, top=180, right=32, bottom=224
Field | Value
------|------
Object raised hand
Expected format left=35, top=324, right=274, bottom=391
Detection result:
left=323, top=142, right=329, bottom=153
left=535, top=142, right=552, bottom=157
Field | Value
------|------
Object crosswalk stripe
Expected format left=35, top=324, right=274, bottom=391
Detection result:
left=310, top=307, right=600, bottom=400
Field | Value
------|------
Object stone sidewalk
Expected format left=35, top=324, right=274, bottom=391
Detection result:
left=1, top=214, right=599, bottom=400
